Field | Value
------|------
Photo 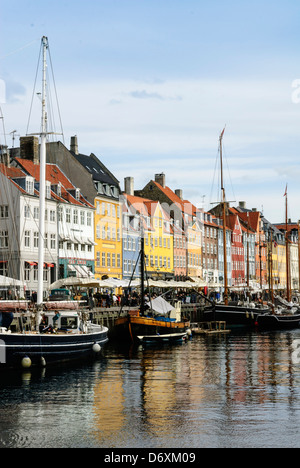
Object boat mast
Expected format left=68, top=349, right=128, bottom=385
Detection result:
left=285, top=186, right=290, bottom=302
left=37, top=36, right=48, bottom=310
left=220, top=128, right=228, bottom=305
left=298, top=221, right=300, bottom=292
left=269, top=228, right=274, bottom=312
left=140, top=228, right=145, bottom=316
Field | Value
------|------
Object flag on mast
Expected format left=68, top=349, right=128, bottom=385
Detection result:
left=284, top=184, right=288, bottom=197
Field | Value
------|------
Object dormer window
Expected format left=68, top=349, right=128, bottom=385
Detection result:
left=25, top=176, right=34, bottom=195
left=46, top=181, right=51, bottom=199
left=75, top=188, right=80, bottom=201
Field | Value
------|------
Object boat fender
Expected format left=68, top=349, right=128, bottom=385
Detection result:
left=186, top=328, right=192, bottom=337
left=40, top=357, right=46, bottom=367
left=93, top=343, right=101, bottom=353
left=246, top=312, right=249, bottom=319
left=251, top=312, right=254, bottom=319
left=21, top=356, right=32, bottom=369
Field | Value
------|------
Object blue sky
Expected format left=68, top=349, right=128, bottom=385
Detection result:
left=1, top=0, right=300, bottom=222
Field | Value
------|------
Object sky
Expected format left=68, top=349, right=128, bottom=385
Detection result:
left=1, top=0, right=300, bottom=223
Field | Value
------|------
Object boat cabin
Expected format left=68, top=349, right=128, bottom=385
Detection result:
left=40, top=311, right=80, bottom=333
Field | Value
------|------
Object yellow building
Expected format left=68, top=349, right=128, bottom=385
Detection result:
left=276, top=242, right=287, bottom=290
left=125, top=195, right=174, bottom=280
left=187, top=220, right=203, bottom=280
left=95, top=197, right=123, bottom=280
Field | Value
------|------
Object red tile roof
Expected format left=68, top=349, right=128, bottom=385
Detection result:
left=14, top=158, right=94, bottom=208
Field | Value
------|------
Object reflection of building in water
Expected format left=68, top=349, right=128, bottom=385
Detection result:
left=223, top=333, right=297, bottom=406
left=92, top=364, right=125, bottom=441
left=140, top=348, right=195, bottom=437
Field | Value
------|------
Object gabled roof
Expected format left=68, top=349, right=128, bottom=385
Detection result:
left=229, top=207, right=257, bottom=233
left=231, top=207, right=261, bottom=232
left=124, top=193, right=171, bottom=232
left=14, top=158, right=94, bottom=208
left=149, top=180, right=199, bottom=219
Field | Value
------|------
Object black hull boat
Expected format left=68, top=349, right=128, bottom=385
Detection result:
left=0, top=309, right=108, bottom=369
left=203, top=303, right=270, bottom=328
left=0, top=38, right=109, bottom=371
left=0, top=326, right=108, bottom=369
left=255, top=312, right=300, bottom=330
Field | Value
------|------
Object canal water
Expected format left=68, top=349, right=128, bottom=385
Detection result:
left=1, top=329, right=300, bottom=449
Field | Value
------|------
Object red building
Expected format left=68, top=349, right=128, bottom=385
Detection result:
left=227, top=213, right=245, bottom=286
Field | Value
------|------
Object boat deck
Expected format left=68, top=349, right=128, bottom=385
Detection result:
left=191, top=321, right=230, bottom=335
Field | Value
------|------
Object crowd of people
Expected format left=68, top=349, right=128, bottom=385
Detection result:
left=89, top=289, right=202, bottom=309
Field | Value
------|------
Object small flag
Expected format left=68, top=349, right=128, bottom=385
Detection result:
left=284, top=184, right=287, bottom=197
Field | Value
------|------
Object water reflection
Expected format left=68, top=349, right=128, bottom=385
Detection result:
left=1, top=330, right=300, bottom=448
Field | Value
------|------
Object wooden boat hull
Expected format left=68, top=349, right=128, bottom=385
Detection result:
left=115, top=315, right=189, bottom=342
left=0, top=328, right=109, bottom=369
left=203, top=304, right=270, bottom=328
left=256, top=313, right=300, bottom=330
left=137, top=332, right=187, bottom=345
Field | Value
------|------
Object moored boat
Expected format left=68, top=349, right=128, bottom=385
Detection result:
left=137, top=332, right=188, bottom=345
left=0, top=308, right=108, bottom=369
left=255, top=312, right=300, bottom=330
left=0, top=37, right=109, bottom=369
left=115, top=300, right=190, bottom=343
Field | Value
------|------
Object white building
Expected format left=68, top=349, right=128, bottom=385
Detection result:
left=14, top=156, right=95, bottom=286
left=0, top=165, right=58, bottom=299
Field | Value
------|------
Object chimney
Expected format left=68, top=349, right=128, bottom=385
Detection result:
left=20, top=136, right=39, bottom=164
left=155, top=173, right=166, bottom=188
left=70, top=135, right=79, bottom=155
left=0, top=145, right=10, bottom=167
left=239, top=201, right=246, bottom=209
left=175, top=189, right=183, bottom=200
left=124, top=177, right=134, bottom=196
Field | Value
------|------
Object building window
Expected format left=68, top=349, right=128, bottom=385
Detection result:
left=87, top=212, right=92, bottom=226
left=26, top=178, right=34, bottom=195
left=73, top=209, right=78, bottom=224
left=50, top=210, right=56, bottom=222
left=33, top=232, right=39, bottom=248
left=24, top=262, right=30, bottom=281
left=66, top=208, right=71, bottom=223
left=80, top=211, right=85, bottom=225
left=50, top=234, right=56, bottom=250
left=24, top=231, right=30, bottom=248
left=24, top=205, right=30, bottom=218
left=0, top=206, right=8, bottom=218
left=96, top=224, right=101, bottom=239
left=58, top=206, right=63, bottom=222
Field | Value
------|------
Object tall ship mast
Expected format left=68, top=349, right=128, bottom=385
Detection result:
left=0, top=36, right=108, bottom=369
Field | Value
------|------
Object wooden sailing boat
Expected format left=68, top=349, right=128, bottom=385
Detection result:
left=115, top=220, right=189, bottom=344
left=256, top=186, right=300, bottom=329
left=0, top=37, right=108, bottom=369
left=203, top=128, right=270, bottom=327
